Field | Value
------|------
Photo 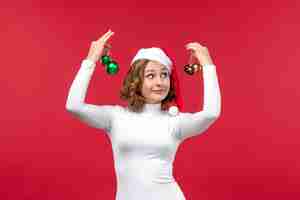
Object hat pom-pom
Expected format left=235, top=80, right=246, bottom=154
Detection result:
left=167, top=100, right=179, bottom=116
left=168, top=105, right=179, bottom=116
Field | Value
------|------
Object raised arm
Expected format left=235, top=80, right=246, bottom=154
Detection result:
left=173, top=42, right=221, bottom=141
left=65, top=30, right=116, bottom=132
left=65, top=59, right=116, bottom=132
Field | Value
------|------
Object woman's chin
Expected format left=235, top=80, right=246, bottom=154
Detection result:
left=145, top=93, right=168, bottom=103
left=153, top=96, right=166, bottom=102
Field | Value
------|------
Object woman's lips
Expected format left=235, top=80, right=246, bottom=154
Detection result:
left=153, top=90, right=164, bottom=94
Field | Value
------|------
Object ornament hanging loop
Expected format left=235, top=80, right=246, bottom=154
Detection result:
left=102, top=43, right=112, bottom=56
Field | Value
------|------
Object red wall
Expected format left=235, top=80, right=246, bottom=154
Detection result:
left=1, top=0, right=299, bottom=199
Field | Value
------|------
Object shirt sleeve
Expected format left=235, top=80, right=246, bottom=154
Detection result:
left=65, top=59, right=116, bottom=133
left=173, top=64, right=221, bottom=141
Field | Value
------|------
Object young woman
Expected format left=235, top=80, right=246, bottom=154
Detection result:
left=66, top=29, right=221, bottom=200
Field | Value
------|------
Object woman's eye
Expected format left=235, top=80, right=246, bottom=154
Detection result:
left=147, top=74, right=154, bottom=78
left=146, top=73, right=168, bottom=79
left=162, top=72, right=168, bottom=77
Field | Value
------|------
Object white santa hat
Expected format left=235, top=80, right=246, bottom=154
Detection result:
left=131, top=47, right=183, bottom=116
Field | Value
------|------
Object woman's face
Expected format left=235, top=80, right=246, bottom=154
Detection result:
left=141, top=60, right=170, bottom=104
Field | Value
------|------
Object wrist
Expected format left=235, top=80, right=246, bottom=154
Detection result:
left=82, top=59, right=96, bottom=69
left=202, top=62, right=215, bottom=67
left=85, top=57, right=97, bottom=64
left=200, top=59, right=214, bottom=66
left=86, top=55, right=98, bottom=63
left=197, top=55, right=214, bottom=66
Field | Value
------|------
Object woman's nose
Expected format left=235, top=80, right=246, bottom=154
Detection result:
left=155, top=77, right=164, bottom=85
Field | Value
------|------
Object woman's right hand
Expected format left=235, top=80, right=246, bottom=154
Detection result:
left=86, top=29, right=114, bottom=63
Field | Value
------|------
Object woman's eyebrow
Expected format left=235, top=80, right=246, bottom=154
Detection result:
left=145, top=67, right=168, bottom=73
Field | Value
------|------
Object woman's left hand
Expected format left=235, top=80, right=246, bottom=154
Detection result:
left=185, top=42, right=214, bottom=66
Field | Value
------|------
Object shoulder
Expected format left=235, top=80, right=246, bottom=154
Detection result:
left=110, top=104, right=136, bottom=117
left=110, top=104, right=126, bottom=114
left=164, top=109, right=189, bottom=118
left=168, top=111, right=192, bottom=125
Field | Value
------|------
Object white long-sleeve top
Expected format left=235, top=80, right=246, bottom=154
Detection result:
left=65, top=59, right=221, bottom=200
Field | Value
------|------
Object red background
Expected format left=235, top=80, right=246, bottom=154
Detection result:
left=1, top=0, right=299, bottom=199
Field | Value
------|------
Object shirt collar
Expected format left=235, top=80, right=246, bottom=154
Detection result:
left=142, top=103, right=162, bottom=114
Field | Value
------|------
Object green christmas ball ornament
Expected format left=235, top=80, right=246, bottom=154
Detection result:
left=101, top=55, right=111, bottom=65
left=106, top=61, right=119, bottom=75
